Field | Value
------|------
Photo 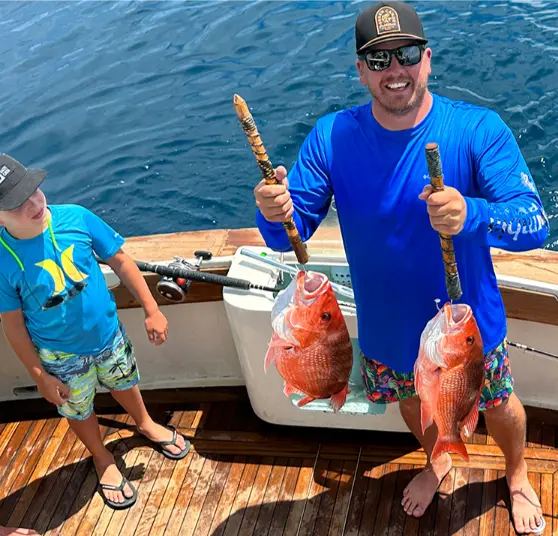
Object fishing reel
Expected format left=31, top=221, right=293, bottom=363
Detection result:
left=156, top=250, right=212, bottom=303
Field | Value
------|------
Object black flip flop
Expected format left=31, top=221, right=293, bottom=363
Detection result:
left=98, top=475, right=137, bottom=510
left=152, top=425, right=191, bottom=460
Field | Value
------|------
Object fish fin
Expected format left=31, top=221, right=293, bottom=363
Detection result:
left=297, top=395, right=316, bottom=408
left=416, top=367, right=440, bottom=436
left=330, top=384, right=349, bottom=412
left=264, top=346, right=280, bottom=373
left=264, top=334, right=291, bottom=373
left=459, top=392, right=481, bottom=438
left=431, top=436, right=469, bottom=462
left=283, top=383, right=303, bottom=397
left=268, top=335, right=293, bottom=349
left=420, top=400, right=434, bottom=436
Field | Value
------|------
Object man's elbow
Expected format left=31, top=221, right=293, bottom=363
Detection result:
left=513, top=221, right=550, bottom=252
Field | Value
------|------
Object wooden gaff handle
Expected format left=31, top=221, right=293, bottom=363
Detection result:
left=425, top=142, right=462, bottom=301
left=233, top=94, right=309, bottom=265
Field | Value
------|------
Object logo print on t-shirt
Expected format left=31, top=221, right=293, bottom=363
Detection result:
left=35, top=245, right=88, bottom=309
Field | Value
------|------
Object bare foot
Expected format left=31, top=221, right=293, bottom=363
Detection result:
left=94, top=450, right=134, bottom=505
left=0, top=528, right=39, bottom=536
left=402, top=452, right=452, bottom=517
left=137, top=421, right=187, bottom=456
left=507, top=462, right=544, bottom=534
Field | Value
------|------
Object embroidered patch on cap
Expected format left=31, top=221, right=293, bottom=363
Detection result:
left=0, top=165, right=12, bottom=186
left=375, top=6, right=401, bottom=35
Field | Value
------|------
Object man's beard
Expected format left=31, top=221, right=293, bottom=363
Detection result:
left=369, top=77, right=428, bottom=116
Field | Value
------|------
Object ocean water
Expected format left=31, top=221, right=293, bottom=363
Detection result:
left=0, top=0, right=556, bottom=249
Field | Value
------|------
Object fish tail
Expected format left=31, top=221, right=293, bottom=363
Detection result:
left=330, top=384, right=349, bottom=412
left=431, top=436, right=469, bottom=462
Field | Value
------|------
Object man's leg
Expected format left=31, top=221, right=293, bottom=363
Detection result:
left=0, top=527, right=39, bottom=535
left=484, top=393, right=543, bottom=534
left=481, top=341, right=544, bottom=534
left=399, top=396, right=452, bottom=517
left=361, top=354, right=450, bottom=517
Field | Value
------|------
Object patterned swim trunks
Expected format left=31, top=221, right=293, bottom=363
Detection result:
left=38, top=324, right=140, bottom=420
left=360, top=340, right=513, bottom=411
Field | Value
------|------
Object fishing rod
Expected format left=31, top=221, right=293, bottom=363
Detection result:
left=507, top=340, right=558, bottom=360
left=425, top=142, right=462, bottom=301
left=233, top=93, right=309, bottom=266
left=96, top=254, right=281, bottom=299
left=133, top=259, right=281, bottom=293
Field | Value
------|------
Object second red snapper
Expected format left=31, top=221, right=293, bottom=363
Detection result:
left=264, top=270, right=353, bottom=412
left=414, top=301, right=485, bottom=462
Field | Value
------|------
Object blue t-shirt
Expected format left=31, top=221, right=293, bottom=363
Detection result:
left=256, top=93, right=550, bottom=373
left=0, top=204, right=125, bottom=354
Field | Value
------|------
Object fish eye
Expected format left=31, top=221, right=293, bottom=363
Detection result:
left=321, top=312, right=331, bottom=321
left=466, top=336, right=475, bottom=345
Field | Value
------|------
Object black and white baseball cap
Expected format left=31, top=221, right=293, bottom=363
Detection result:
left=0, top=154, right=47, bottom=211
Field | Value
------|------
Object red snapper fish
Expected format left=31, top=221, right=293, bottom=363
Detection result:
left=414, top=301, right=485, bottom=462
left=264, top=270, right=353, bottom=412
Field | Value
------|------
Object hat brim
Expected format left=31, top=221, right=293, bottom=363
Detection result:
left=0, top=169, right=47, bottom=211
left=357, top=34, right=428, bottom=54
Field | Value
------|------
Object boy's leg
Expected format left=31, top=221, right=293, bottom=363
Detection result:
left=67, top=412, right=135, bottom=505
left=110, top=385, right=188, bottom=456
left=97, top=325, right=189, bottom=457
left=39, top=348, right=135, bottom=506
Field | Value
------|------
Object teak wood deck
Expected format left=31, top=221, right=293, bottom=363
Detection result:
left=1, top=387, right=557, bottom=536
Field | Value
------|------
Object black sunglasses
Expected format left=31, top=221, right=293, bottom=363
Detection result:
left=359, top=44, right=425, bottom=72
left=42, top=280, right=87, bottom=310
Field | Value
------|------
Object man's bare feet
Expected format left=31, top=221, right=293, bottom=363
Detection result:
left=137, top=421, right=188, bottom=457
left=94, top=449, right=135, bottom=506
left=507, top=461, right=545, bottom=534
left=0, top=527, right=39, bottom=536
left=402, top=452, right=452, bottom=517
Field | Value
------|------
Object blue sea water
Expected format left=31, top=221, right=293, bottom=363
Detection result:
left=0, top=0, right=556, bottom=249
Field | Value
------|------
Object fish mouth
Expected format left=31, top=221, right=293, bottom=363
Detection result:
left=298, top=271, right=328, bottom=305
left=441, top=303, right=472, bottom=333
left=422, top=302, right=473, bottom=369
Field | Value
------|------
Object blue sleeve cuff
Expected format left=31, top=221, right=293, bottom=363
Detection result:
left=256, top=209, right=306, bottom=252
left=102, top=234, right=126, bottom=261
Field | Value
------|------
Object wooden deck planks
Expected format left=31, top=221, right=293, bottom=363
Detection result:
left=0, top=396, right=557, bottom=535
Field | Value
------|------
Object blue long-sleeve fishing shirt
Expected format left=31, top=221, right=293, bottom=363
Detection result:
left=256, top=93, right=550, bottom=373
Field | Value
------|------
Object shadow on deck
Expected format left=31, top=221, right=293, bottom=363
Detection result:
left=0, top=387, right=556, bottom=535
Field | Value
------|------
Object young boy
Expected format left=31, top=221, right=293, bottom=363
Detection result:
left=0, top=153, right=189, bottom=510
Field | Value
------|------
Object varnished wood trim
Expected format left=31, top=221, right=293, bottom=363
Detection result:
left=500, top=286, right=558, bottom=326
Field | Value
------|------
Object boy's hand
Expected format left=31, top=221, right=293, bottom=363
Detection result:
left=37, top=374, right=71, bottom=405
left=145, top=309, right=168, bottom=345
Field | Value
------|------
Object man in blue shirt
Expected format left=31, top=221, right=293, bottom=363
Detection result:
left=254, top=1, right=549, bottom=533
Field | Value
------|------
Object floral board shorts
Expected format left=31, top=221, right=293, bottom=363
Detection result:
left=38, top=324, right=140, bottom=420
left=360, top=340, right=513, bottom=411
